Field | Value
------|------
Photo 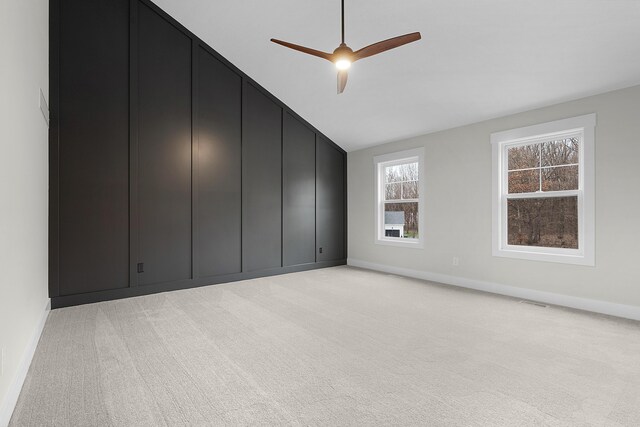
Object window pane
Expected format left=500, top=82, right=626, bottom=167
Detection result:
left=402, top=181, right=418, bottom=199
left=542, top=165, right=578, bottom=191
left=508, top=169, right=539, bottom=193
left=508, top=144, right=540, bottom=170
left=385, top=183, right=401, bottom=200
left=384, top=165, right=403, bottom=183
left=542, top=138, right=579, bottom=166
left=507, top=197, right=578, bottom=249
left=400, top=162, right=419, bottom=181
left=384, top=202, right=419, bottom=239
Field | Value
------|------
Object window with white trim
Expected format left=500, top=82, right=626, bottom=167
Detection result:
left=374, top=148, right=425, bottom=248
left=491, top=114, right=595, bottom=265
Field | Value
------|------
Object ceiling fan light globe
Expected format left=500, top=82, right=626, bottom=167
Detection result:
left=336, top=59, right=351, bottom=70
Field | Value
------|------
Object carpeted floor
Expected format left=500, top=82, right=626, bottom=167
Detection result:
left=10, top=266, right=640, bottom=426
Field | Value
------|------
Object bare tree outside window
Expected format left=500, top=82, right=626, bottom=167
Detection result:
left=383, top=161, right=419, bottom=239
left=506, top=137, right=579, bottom=249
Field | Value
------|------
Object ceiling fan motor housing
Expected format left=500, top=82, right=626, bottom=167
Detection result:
left=333, top=43, right=354, bottom=62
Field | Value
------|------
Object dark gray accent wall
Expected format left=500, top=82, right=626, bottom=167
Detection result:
left=137, top=3, right=193, bottom=285
left=196, top=47, right=243, bottom=278
left=49, top=0, right=347, bottom=308
left=242, top=83, right=283, bottom=272
left=57, top=0, right=130, bottom=296
left=317, top=137, right=347, bottom=262
left=283, top=113, right=317, bottom=266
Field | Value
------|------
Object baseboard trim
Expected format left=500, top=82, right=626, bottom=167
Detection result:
left=0, top=298, right=50, bottom=427
left=347, top=258, right=640, bottom=322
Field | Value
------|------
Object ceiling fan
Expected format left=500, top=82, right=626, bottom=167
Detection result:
left=271, top=0, right=421, bottom=94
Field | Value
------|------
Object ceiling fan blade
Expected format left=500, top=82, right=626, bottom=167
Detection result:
left=270, top=39, right=334, bottom=62
left=353, top=32, right=421, bottom=61
left=337, top=70, right=348, bottom=94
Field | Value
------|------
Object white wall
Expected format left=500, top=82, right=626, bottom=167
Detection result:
left=0, top=0, right=50, bottom=423
left=348, top=85, right=640, bottom=314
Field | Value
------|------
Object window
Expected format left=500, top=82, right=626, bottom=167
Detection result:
left=491, top=114, right=595, bottom=265
left=374, top=148, right=425, bottom=248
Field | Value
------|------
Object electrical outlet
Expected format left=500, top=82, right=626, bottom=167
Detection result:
left=319, top=247, right=323, bottom=254
left=452, top=257, right=459, bottom=266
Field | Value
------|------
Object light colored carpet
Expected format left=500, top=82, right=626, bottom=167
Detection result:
left=10, top=266, right=640, bottom=426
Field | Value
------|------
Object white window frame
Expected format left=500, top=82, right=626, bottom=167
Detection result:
left=491, top=114, right=596, bottom=266
left=374, top=148, right=425, bottom=248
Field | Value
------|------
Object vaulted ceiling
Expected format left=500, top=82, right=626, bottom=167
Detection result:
left=154, top=0, right=640, bottom=151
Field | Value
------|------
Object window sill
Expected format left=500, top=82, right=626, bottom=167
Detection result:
left=375, top=238, right=424, bottom=249
left=493, top=247, right=594, bottom=266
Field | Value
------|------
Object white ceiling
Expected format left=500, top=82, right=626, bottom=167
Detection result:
left=155, top=0, right=640, bottom=151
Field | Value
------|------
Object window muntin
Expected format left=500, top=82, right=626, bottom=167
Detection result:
left=507, top=137, right=579, bottom=194
left=491, top=113, right=595, bottom=265
left=374, top=149, right=424, bottom=248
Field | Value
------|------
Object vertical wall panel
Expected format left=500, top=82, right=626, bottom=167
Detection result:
left=58, top=0, right=130, bottom=296
left=242, top=83, right=282, bottom=272
left=283, top=113, right=316, bottom=266
left=137, top=3, right=192, bottom=285
left=317, top=137, right=346, bottom=262
left=197, top=48, right=242, bottom=277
